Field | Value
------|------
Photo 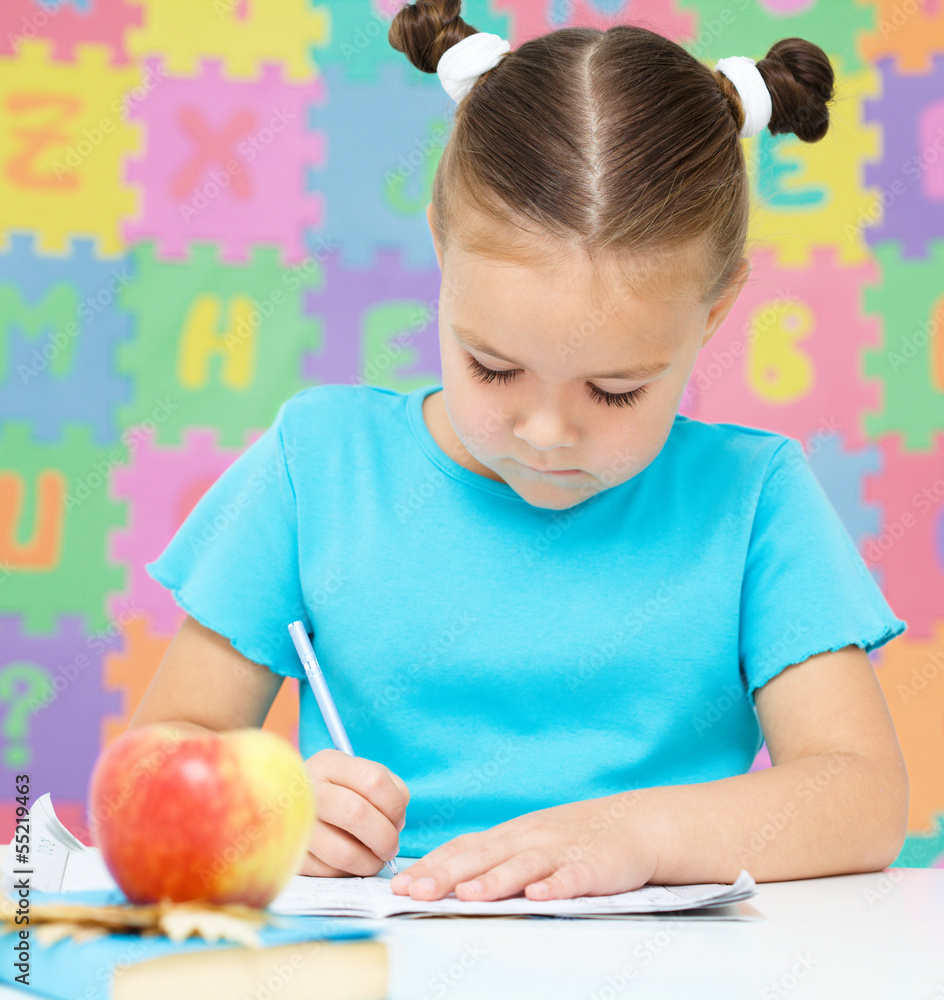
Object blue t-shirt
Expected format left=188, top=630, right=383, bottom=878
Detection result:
left=147, top=383, right=907, bottom=857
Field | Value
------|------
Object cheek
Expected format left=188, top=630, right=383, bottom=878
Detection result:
left=441, top=355, right=499, bottom=436
left=454, top=394, right=508, bottom=455
left=586, top=406, right=666, bottom=472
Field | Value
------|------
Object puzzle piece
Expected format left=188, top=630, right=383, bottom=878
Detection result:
left=858, top=0, right=944, bottom=74
left=0, top=423, right=126, bottom=634
left=863, top=55, right=944, bottom=257
left=0, top=614, right=123, bottom=799
left=0, top=40, right=141, bottom=256
left=0, top=233, right=132, bottom=444
left=677, top=0, right=873, bottom=72
left=324, top=0, right=509, bottom=84
left=303, top=246, right=442, bottom=387
left=108, top=425, right=254, bottom=635
left=749, top=58, right=882, bottom=268
left=0, top=0, right=142, bottom=64
left=100, top=608, right=300, bottom=748
left=893, top=811, right=944, bottom=867
left=117, top=241, right=321, bottom=446
left=261, top=676, right=300, bottom=751
left=124, top=58, right=325, bottom=264
left=308, top=62, right=453, bottom=268
left=100, top=611, right=171, bottom=746
left=491, top=0, right=695, bottom=47
left=126, top=0, right=328, bottom=82
left=861, top=431, right=944, bottom=639
left=863, top=239, right=944, bottom=450
left=0, top=421, right=126, bottom=633
left=873, top=620, right=944, bottom=831
left=0, top=799, right=88, bottom=845
left=805, top=433, right=886, bottom=556
left=748, top=742, right=771, bottom=772
left=688, top=247, right=882, bottom=450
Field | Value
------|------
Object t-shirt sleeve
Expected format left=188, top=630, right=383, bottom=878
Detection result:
left=146, top=408, right=309, bottom=680
left=739, top=437, right=907, bottom=708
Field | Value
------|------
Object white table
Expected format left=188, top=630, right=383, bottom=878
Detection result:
left=5, top=832, right=942, bottom=999
left=375, top=865, right=943, bottom=999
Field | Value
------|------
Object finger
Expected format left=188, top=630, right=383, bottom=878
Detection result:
left=522, top=860, right=598, bottom=901
left=390, top=834, right=490, bottom=897
left=306, top=819, right=391, bottom=877
left=311, top=750, right=408, bottom=830
left=312, top=780, right=400, bottom=865
left=446, top=851, right=555, bottom=902
left=296, top=844, right=354, bottom=878
left=387, top=770, right=411, bottom=809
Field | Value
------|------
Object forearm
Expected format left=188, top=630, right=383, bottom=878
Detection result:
left=627, top=751, right=908, bottom=884
left=126, top=718, right=216, bottom=736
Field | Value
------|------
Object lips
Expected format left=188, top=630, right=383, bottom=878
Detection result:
left=524, top=464, right=582, bottom=474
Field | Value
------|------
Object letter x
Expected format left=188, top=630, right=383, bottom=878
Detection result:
left=171, top=106, right=256, bottom=199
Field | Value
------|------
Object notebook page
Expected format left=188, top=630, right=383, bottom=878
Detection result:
left=375, top=870, right=757, bottom=917
left=1, top=794, right=117, bottom=896
left=268, top=869, right=757, bottom=917
left=269, top=873, right=380, bottom=916
left=60, top=849, right=118, bottom=893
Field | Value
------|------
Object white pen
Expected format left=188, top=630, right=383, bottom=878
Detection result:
left=287, top=621, right=399, bottom=877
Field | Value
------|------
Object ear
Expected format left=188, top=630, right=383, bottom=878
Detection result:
left=426, top=202, right=443, bottom=271
left=700, top=258, right=751, bottom=349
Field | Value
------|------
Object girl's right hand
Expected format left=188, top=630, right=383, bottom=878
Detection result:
left=298, top=748, right=411, bottom=877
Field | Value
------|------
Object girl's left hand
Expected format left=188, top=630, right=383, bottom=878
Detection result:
left=389, top=794, right=659, bottom=902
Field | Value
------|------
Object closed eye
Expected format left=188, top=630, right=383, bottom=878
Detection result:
left=465, top=355, right=650, bottom=409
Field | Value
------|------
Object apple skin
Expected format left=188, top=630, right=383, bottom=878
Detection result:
left=88, top=724, right=315, bottom=908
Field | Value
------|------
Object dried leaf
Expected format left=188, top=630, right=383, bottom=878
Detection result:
left=35, top=923, right=108, bottom=947
left=1, top=897, right=161, bottom=930
left=1, top=894, right=282, bottom=948
left=158, top=907, right=265, bottom=948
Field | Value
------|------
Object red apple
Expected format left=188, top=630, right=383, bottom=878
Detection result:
left=88, top=724, right=315, bottom=907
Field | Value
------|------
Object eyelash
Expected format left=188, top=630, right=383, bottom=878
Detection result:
left=465, top=355, right=650, bottom=409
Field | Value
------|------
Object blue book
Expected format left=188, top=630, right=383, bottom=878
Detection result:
left=1, top=887, right=386, bottom=1000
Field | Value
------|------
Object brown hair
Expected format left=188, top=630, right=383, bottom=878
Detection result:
left=389, top=0, right=835, bottom=304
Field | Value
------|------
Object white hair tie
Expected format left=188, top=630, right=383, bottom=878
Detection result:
left=437, top=32, right=511, bottom=104
left=714, top=56, right=773, bottom=139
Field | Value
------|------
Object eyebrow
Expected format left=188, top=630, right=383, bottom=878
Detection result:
left=451, top=326, right=672, bottom=381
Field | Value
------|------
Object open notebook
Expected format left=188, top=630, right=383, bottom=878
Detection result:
left=6, top=793, right=758, bottom=918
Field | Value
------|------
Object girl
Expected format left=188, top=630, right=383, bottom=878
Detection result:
left=130, top=1, right=909, bottom=904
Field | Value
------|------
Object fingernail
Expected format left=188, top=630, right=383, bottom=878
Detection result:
left=396, top=817, right=406, bottom=832
left=460, top=880, right=482, bottom=893
left=416, top=877, right=435, bottom=891
left=394, top=873, right=411, bottom=888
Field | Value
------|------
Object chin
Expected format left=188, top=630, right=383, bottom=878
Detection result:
left=517, top=482, right=602, bottom=511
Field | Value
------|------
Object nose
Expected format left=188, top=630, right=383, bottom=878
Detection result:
left=513, top=400, right=578, bottom=452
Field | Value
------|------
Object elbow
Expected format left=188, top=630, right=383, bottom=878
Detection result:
left=885, top=776, right=910, bottom=870
left=866, top=757, right=910, bottom=872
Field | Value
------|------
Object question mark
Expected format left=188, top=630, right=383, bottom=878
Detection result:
left=0, top=661, right=53, bottom=769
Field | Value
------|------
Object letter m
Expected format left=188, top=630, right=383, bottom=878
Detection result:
left=0, top=283, right=79, bottom=380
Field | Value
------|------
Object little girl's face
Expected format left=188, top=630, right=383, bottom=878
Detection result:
left=428, top=216, right=745, bottom=511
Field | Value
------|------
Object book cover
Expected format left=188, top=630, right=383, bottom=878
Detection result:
left=1, top=887, right=385, bottom=1000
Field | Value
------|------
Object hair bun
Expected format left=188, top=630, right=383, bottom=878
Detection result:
left=388, top=0, right=478, bottom=75
left=758, top=37, right=835, bottom=143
